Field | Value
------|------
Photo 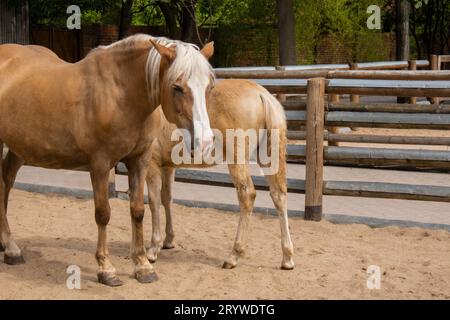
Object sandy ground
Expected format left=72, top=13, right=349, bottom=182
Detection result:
left=0, top=189, right=449, bottom=300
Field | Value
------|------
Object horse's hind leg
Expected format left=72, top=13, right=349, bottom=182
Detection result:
left=223, top=164, right=256, bottom=269
left=3, top=151, right=24, bottom=212
left=161, top=167, right=175, bottom=249
left=265, top=170, right=294, bottom=270
left=0, top=143, right=24, bottom=264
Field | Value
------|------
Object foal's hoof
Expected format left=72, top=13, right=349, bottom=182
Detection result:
left=4, top=254, right=25, bottom=265
left=135, top=270, right=158, bottom=284
left=97, top=273, right=123, bottom=287
left=146, top=252, right=158, bottom=264
left=222, top=261, right=236, bottom=269
left=281, top=260, right=295, bottom=270
left=162, top=242, right=175, bottom=250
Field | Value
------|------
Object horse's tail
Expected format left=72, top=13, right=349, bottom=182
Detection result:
left=259, top=90, right=287, bottom=178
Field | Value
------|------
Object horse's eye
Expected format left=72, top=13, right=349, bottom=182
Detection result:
left=173, top=85, right=184, bottom=94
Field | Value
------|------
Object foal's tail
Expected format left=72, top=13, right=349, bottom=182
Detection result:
left=260, top=90, right=287, bottom=133
left=259, top=90, right=287, bottom=178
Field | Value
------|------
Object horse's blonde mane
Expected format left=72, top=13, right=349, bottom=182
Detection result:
left=94, top=34, right=215, bottom=107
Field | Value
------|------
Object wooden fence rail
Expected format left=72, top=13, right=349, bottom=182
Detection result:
left=114, top=167, right=450, bottom=204
left=286, top=110, right=450, bottom=130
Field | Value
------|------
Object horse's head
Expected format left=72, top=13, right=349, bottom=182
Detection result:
left=148, top=38, right=215, bottom=155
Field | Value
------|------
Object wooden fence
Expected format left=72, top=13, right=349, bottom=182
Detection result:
left=300, top=77, right=450, bottom=220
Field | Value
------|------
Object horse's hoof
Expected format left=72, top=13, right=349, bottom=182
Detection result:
left=135, top=270, right=158, bottom=283
left=162, top=243, right=175, bottom=250
left=281, top=262, right=295, bottom=270
left=97, top=273, right=123, bottom=287
left=4, top=253, right=25, bottom=265
left=146, top=252, right=158, bottom=263
left=222, top=261, right=236, bottom=269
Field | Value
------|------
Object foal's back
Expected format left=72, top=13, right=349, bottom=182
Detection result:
left=155, top=79, right=282, bottom=167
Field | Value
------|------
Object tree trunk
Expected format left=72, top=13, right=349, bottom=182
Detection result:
left=395, top=0, right=410, bottom=104
left=395, top=0, right=410, bottom=61
left=158, top=2, right=178, bottom=39
left=276, top=0, right=297, bottom=66
left=118, top=0, right=134, bottom=40
left=180, top=0, right=197, bottom=42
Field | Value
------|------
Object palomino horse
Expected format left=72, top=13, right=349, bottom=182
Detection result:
left=145, top=79, right=295, bottom=270
left=0, top=34, right=215, bottom=286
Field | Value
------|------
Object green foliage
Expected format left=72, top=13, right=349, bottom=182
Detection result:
left=25, top=0, right=448, bottom=64
left=132, top=0, right=166, bottom=26
left=294, top=0, right=388, bottom=63
left=28, top=0, right=123, bottom=27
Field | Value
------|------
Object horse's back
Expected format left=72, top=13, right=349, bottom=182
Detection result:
left=0, top=44, right=88, bottom=168
left=0, top=44, right=68, bottom=88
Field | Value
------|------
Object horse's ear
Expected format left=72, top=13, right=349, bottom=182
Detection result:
left=150, top=39, right=176, bottom=61
left=201, top=41, right=214, bottom=60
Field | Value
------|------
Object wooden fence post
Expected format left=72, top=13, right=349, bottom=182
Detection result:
left=108, top=168, right=117, bottom=198
left=328, top=94, right=340, bottom=147
left=305, top=78, right=325, bottom=221
left=408, top=60, right=417, bottom=104
left=349, top=63, right=360, bottom=104
left=275, top=65, right=287, bottom=102
left=430, top=55, right=440, bottom=104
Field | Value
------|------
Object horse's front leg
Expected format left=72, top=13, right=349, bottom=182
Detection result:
left=90, top=164, right=123, bottom=287
left=126, top=157, right=158, bottom=283
left=223, top=164, right=256, bottom=269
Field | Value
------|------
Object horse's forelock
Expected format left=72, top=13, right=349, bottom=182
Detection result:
left=146, top=37, right=215, bottom=108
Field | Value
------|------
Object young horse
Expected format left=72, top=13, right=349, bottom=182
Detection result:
left=0, top=34, right=215, bottom=286
left=145, top=79, right=295, bottom=270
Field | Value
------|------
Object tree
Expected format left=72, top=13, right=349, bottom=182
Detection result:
left=276, top=0, right=297, bottom=65
left=395, top=0, right=410, bottom=60
left=156, top=1, right=178, bottom=38
left=119, top=0, right=134, bottom=39
left=180, top=0, right=197, bottom=42
left=396, top=0, right=410, bottom=103
left=410, top=0, right=450, bottom=58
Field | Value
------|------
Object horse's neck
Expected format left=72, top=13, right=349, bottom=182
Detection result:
left=83, top=48, right=154, bottom=117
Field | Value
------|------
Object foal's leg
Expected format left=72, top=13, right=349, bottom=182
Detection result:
left=223, top=164, right=256, bottom=269
left=90, top=165, right=122, bottom=287
left=0, top=143, right=24, bottom=264
left=126, top=158, right=158, bottom=283
left=265, top=170, right=295, bottom=270
left=145, top=168, right=163, bottom=263
left=161, top=167, right=175, bottom=249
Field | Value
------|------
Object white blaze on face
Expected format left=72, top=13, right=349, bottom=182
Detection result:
left=188, top=77, right=214, bottom=155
